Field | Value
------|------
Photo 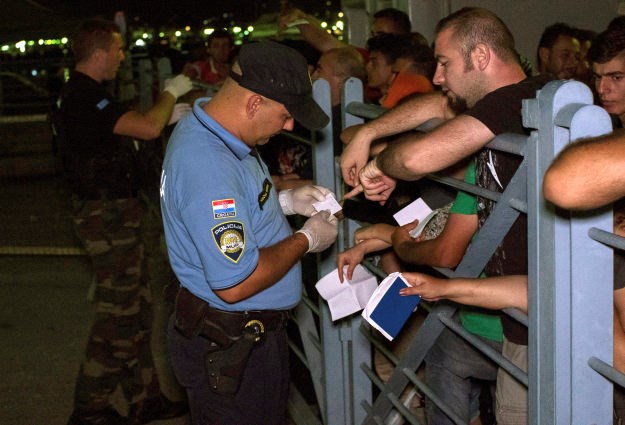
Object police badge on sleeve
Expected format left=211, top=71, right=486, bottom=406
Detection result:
left=212, top=221, right=245, bottom=263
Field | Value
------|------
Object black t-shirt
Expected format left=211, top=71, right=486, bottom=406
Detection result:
left=467, top=76, right=549, bottom=345
left=58, top=71, right=134, bottom=199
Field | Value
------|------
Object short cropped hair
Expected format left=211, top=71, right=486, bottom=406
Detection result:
left=435, top=7, right=517, bottom=68
left=608, top=15, right=625, bottom=31
left=71, top=19, right=120, bottom=64
left=326, top=47, right=367, bottom=82
left=397, top=42, right=436, bottom=79
left=587, top=26, right=625, bottom=64
left=536, top=23, right=578, bottom=68
left=574, top=28, right=597, bottom=45
left=207, top=29, right=233, bottom=47
left=366, top=33, right=413, bottom=64
left=373, top=8, right=411, bottom=34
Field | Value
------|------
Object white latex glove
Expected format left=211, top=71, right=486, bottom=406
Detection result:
left=168, top=103, right=192, bottom=125
left=279, top=185, right=335, bottom=217
left=163, top=74, right=193, bottom=99
left=296, top=210, right=338, bottom=253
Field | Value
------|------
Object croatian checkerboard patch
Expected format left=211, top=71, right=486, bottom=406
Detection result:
left=212, top=221, right=245, bottom=263
left=212, top=198, right=236, bottom=219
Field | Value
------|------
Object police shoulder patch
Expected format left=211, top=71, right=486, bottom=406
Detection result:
left=211, top=221, right=245, bottom=263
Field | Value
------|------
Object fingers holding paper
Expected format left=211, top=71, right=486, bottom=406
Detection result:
left=391, top=221, right=420, bottom=246
left=337, top=243, right=367, bottom=283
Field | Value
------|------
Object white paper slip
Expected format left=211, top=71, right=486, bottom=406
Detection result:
left=392, top=198, right=432, bottom=226
left=313, top=194, right=342, bottom=216
left=315, top=264, right=378, bottom=321
left=392, top=197, right=439, bottom=238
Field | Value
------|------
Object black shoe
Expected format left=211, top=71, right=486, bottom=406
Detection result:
left=130, top=394, right=188, bottom=424
left=67, top=407, right=131, bottom=425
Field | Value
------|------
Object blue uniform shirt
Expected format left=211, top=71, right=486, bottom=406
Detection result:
left=160, top=98, right=302, bottom=311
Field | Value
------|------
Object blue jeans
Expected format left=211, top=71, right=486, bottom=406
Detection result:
left=425, top=327, right=502, bottom=425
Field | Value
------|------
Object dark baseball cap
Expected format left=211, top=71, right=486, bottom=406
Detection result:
left=229, top=41, right=329, bottom=131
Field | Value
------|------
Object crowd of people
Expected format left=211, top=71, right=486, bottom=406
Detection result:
left=51, top=4, right=625, bottom=425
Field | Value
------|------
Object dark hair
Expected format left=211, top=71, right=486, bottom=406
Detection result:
left=536, top=22, right=577, bottom=66
left=608, top=15, right=625, bottom=31
left=207, top=29, right=233, bottom=47
left=366, top=33, right=413, bottom=64
left=71, top=19, right=120, bottom=63
left=397, top=41, right=436, bottom=79
left=373, top=8, right=411, bottom=34
left=574, top=28, right=597, bottom=44
left=587, top=26, right=625, bottom=64
left=435, top=7, right=517, bottom=68
left=410, top=31, right=429, bottom=47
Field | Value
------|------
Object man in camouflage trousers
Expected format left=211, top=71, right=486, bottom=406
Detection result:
left=57, top=18, right=192, bottom=425
left=71, top=197, right=154, bottom=410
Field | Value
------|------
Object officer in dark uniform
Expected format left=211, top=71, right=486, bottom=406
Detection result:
left=57, top=18, right=192, bottom=425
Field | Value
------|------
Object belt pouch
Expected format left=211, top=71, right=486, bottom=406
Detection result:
left=174, top=288, right=209, bottom=339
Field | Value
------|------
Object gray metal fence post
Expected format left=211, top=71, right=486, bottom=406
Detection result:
left=311, top=78, right=373, bottom=425
left=525, top=79, right=614, bottom=424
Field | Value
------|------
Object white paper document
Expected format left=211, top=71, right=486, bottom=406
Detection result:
left=315, top=264, right=378, bottom=321
left=313, top=195, right=343, bottom=216
left=392, top=197, right=438, bottom=238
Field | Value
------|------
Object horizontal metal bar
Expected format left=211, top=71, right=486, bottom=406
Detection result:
left=345, top=101, right=385, bottom=120
left=503, top=307, right=529, bottom=327
left=278, top=129, right=315, bottom=146
left=502, top=308, right=529, bottom=326
left=287, top=340, right=310, bottom=370
left=509, top=198, right=528, bottom=214
left=426, top=174, right=502, bottom=203
left=439, top=313, right=528, bottom=387
left=401, top=368, right=465, bottom=425
left=361, top=362, right=385, bottom=391
left=360, top=258, right=389, bottom=280
left=485, top=133, right=528, bottom=157
left=384, top=391, right=424, bottom=425
left=367, top=331, right=400, bottom=366
left=0, top=114, right=48, bottom=124
left=588, top=228, right=625, bottom=251
left=588, top=356, right=625, bottom=388
left=300, top=295, right=320, bottom=316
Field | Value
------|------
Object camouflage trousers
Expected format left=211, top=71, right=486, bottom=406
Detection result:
left=72, top=196, right=158, bottom=411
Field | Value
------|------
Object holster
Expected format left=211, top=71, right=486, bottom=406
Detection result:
left=173, top=287, right=289, bottom=395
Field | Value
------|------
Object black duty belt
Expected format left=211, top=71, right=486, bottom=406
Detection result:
left=174, top=287, right=290, bottom=345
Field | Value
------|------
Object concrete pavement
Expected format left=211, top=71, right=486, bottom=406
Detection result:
left=0, top=175, right=189, bottom=424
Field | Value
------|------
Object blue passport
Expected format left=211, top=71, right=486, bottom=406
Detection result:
left=364, top=273, right=421, bottom=340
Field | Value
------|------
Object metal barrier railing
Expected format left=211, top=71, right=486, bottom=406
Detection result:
left=319, top=78, right=623, bottom=425
left=341, top=77, right=531, bottom=424
left=11, top=53, right=625, bottom=424
left=525, top=81, right=614, bottom=424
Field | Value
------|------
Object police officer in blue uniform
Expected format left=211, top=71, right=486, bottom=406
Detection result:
left=160, top=41, right=339, bottom=424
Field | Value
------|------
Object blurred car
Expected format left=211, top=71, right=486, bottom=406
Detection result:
left=0, top=71, right=56, bottom=115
